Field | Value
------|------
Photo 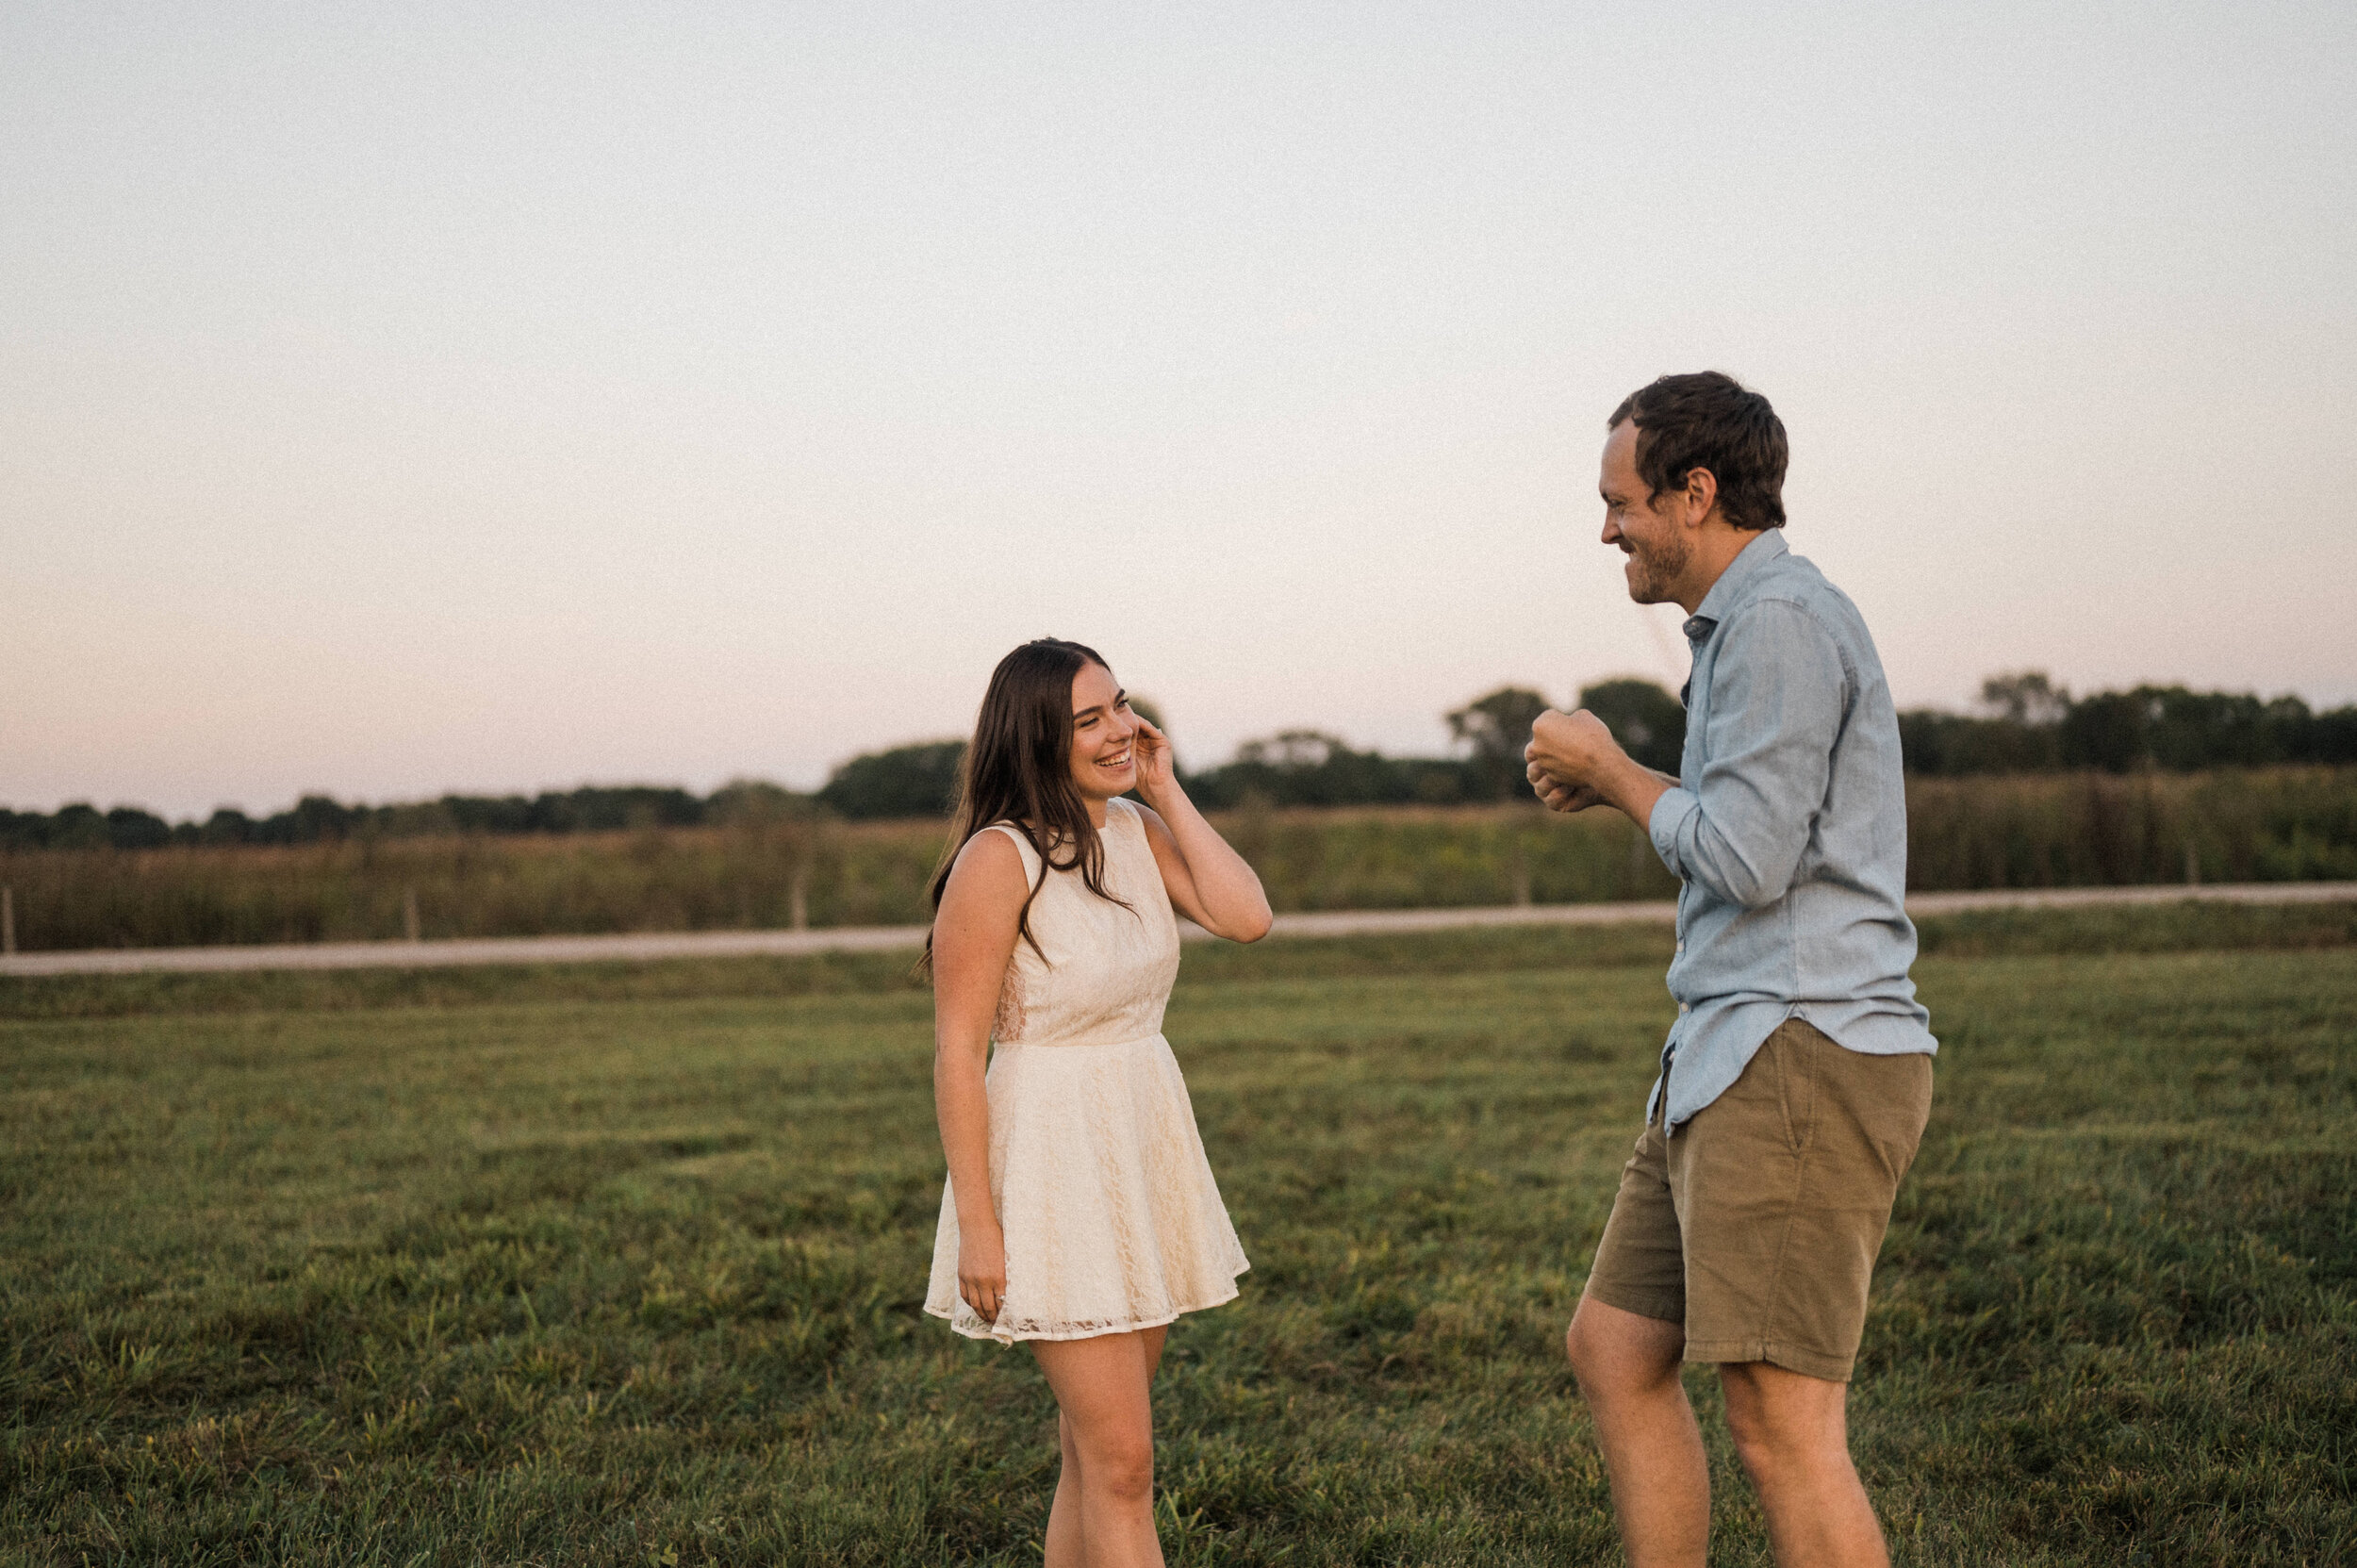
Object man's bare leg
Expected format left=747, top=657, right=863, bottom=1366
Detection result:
left=1718, top=1361, right=1888, bottom=1568
left=1565, top=1296, right=1709, bottom=1568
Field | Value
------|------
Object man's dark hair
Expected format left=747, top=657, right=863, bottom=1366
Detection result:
left=1608, top=371, right=1788, bottom=531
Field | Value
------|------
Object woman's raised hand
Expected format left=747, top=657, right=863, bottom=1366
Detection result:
left=1131, top=716, right=1180, bottom=803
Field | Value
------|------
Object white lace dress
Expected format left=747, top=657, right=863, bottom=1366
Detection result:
left=925, top=796, right=1249, bottom=1344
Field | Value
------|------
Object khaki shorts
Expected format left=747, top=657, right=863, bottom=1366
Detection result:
left=1582, top=1017, right=1934, bottom=1383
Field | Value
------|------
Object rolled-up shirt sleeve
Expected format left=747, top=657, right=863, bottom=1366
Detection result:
left=1648, top=600, right=1847, bottom=910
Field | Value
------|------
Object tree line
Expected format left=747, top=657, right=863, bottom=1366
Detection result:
left=1899, top=672, right=2357, bottom=776
left=7, top=674, right=2353, bottom=849
left=0, top=783, right=809, bottom=853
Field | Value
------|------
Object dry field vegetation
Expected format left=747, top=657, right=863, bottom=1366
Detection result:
left=4, top=768, right=2355, bottom=953
left=3, top=901, right=2353, bottom=1564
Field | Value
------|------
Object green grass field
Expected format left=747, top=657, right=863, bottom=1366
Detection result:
left=3, top=905, right=2352, bottom=1565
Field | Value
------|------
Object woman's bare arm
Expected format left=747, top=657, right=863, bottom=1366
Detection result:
left=1129, top=718, right=1274, bottom=943
left=931, top=830, right=1029, bottom=1323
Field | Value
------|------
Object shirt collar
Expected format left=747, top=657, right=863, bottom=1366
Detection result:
left=1682, top=528, right=1788, bottom=643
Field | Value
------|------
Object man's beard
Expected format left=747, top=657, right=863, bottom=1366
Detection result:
left=1624, top=528, right=1691, bottom=605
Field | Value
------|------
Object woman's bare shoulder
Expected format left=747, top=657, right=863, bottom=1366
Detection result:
left=946, top=826, right=1030, bottom=897
left=956, top=823, right=1027, bottom=863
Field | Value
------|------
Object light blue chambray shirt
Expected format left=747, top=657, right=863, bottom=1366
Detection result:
left=1643, top=529, right=1937, bottom=1131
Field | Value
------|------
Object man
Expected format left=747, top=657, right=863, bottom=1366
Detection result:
left=1525, top=371, right=1936, bottom=1568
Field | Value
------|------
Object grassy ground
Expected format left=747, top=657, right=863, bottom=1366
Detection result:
left=2, top=906, right=2351, bottom=1564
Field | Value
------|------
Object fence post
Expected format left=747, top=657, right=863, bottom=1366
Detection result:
left=788, top=866, right=810, bottom=933
left=403, top=887, right=421, bottom=943
left=2, top=885, right=13, bottom=955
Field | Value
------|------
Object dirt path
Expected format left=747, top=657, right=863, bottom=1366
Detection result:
left=4, top=882, right=2351, bottom=978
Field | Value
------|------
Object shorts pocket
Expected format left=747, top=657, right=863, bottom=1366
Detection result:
left=1773, top=1020, right=1821, bottom=1153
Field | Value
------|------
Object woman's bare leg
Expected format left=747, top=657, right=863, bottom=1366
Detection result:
left=1035, top=1325, right=1169, bottom=1568
left=1044, top=1410, right=1084, bottom=1565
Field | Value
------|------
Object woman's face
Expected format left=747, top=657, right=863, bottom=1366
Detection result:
left=1065, top=660, right=1138, bottom=801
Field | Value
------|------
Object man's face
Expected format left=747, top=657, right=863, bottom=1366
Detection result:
left=1599, top=419, right=1689, bottom=605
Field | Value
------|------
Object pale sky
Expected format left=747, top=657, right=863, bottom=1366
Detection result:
left=6, top=2, right=2353, bottom=819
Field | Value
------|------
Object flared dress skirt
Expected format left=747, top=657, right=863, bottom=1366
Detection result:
left=925, top=1032, right=1249, bottom=1345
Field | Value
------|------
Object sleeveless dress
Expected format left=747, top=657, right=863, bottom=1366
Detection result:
left=924, top=796, right=1250, bottom=1344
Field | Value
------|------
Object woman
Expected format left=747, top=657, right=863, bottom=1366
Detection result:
left=924, top=637, right=1272, bottom=1568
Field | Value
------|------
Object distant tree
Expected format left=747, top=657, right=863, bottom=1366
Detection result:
left=5, top=809, right=44, bottom=850
left=437, top=794, right=537, bottom=834
left=498, top=786, right=703, bottom=834
left=1902, top=713, right=2062, bottom=775
left=1577, top=678, right=1687, bottom=775
left=2299, top=703, right=2357, bottom=765
left=817, top=741, right=967, bottom=820
left=199, top=808, right=255, bottom=845
left=1884, top=670, right=2070, bottom=773
left=1895, top=710, right=1954, bottom=774
left=1978, top=670, right=2070, bottom=726
left=2058, top=691, right=2151, bottom=772
left=1202, top=731, right=1422, bottom=809
left=266, top=796, right=358, bottom=844
left=104, top=807, right=173, bottom=850
left=1236, top=731, right=1342, bottom=770
left=1448, top=686, right=1554, bottom=801
left=46, top=805, right=110, bottom=850
left=2264, top=696, right=2316, bottom=762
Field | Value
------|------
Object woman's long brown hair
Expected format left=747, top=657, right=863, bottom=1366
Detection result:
left=919, top=637, right=1133, bottom=976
